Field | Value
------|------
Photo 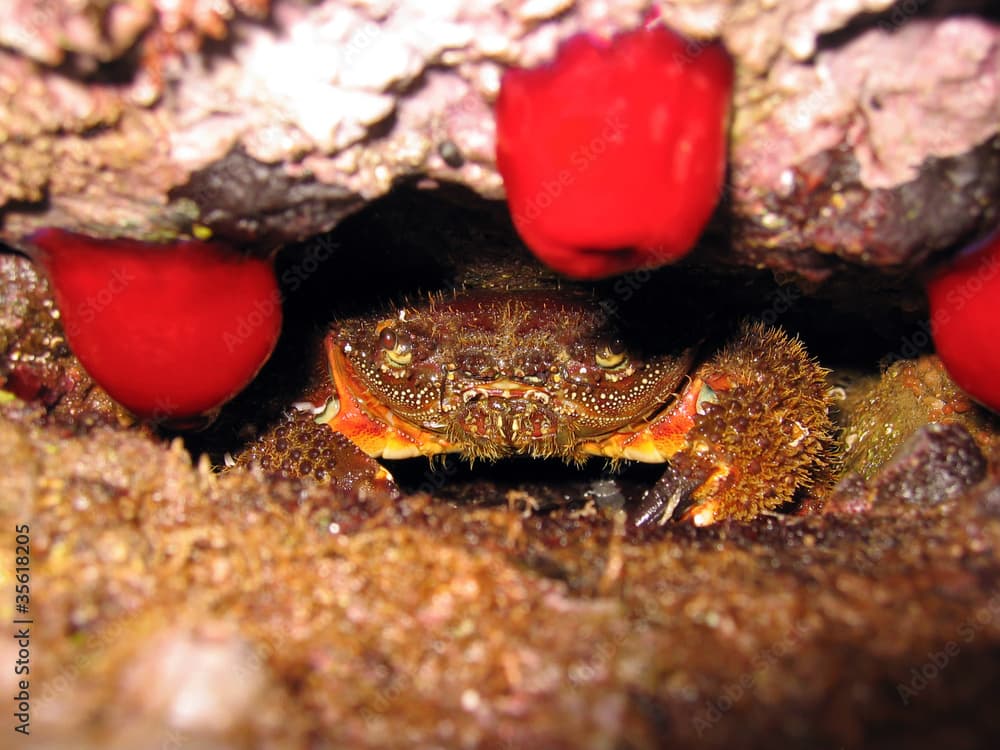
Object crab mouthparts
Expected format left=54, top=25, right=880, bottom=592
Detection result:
left=454, top=380, right=562, bottom=448
left=460, top=382, right=551, bottom=405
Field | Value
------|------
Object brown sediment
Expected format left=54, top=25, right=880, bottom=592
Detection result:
left=4, top=183, right=1000, bottom=747
left=4, top=392, right=1000, bottom=748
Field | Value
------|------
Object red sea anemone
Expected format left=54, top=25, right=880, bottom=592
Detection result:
left=927, top=225, right=1000, bottom=413
left=495, top=24, right=733, bottom=279
left=27, top=228, right=282, bottom=422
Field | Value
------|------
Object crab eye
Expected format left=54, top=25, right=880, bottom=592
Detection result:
left=380, top=327, right=413, bottom=367
left=595, top=338, right=628, bottom=370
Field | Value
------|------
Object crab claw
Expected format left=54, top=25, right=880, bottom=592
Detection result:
left=631, top=324, right=833, bottom=526
left=631, top=462, right=711, bottom=527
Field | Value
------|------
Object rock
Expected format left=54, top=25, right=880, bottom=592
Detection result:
left=0, top=0, right=995, bottom=282
left=839, top=355, right=999, bottom=480
left=871, top=422, right=986, bottom=507
left=117, top=623, right=274, bottom=734
left=0, top=254, right=121, bottom=424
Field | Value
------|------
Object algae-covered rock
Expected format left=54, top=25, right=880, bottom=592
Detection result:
left=839, top=355, right=1000, bottom=479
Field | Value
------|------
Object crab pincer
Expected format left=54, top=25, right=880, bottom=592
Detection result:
left=630, top=325, right=834, bottom=527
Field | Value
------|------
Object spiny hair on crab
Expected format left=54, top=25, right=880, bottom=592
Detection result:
left=444, top=414, right=587, bottom=465
left=680, top=322, right=836, bottom=521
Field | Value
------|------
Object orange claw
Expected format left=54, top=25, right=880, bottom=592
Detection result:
left=583, top=377, right=705, bottom=463
left=322, top=335, right=453, bottom=459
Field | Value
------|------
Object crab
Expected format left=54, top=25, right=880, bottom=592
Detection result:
left=321, top=289, right=833, bottom=526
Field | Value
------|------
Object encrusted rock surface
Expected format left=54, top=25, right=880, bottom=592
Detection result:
left=838, top=355, right=1000, bottom=480
left=5, top=386, right=1000, bottom=748
left=0, top=0, right=997, bottom=278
